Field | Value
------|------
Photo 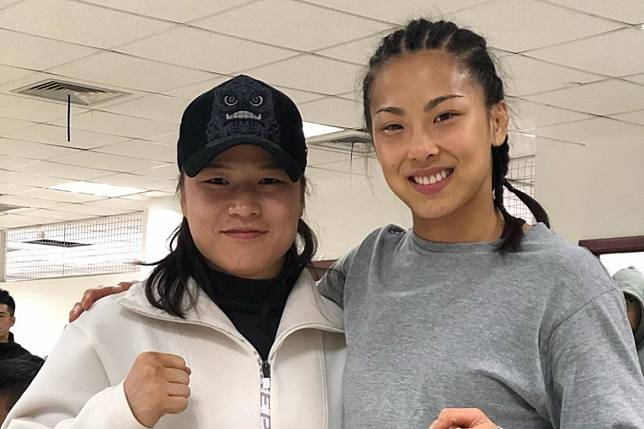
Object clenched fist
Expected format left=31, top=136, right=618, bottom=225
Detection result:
left=124, top=352, right=191, bottom=428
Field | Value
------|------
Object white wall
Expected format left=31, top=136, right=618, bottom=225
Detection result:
left=536, top=137, right=644, bottom=244
left=0, top=272, right=145, bottom=357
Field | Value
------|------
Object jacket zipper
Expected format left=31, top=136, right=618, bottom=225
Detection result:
left=260, top=359, right=271, bottom=429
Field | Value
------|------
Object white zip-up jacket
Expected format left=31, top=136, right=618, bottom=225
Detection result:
left=4, top=270, right=345, bottom=429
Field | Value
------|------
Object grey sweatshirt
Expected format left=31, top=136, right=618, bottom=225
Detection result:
left=613, top=266, right=644, bottom=371
left=319, top=223, right=644, bottom=428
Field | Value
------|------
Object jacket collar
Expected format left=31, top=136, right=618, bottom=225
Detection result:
left=118, top=269, right=344, bottom=341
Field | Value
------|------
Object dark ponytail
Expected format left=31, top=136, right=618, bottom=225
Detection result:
left=363, top=18, right=550, bottom=252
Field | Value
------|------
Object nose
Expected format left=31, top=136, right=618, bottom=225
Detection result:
left=227, top=190, right=261, bottom=218
left=407, top=128, right=439, bottom=161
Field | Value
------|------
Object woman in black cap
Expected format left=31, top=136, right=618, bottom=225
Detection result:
left=3, top=75, right=348, bottom=429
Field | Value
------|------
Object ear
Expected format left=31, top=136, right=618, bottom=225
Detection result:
left=490, top=101, right=509, bottom=147
left=9, top=316, right=15, bottom=328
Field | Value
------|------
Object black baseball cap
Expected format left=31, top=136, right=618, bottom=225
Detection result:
left=177, top=75, right=307, bottom=181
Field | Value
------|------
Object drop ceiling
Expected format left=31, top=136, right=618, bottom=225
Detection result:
left=0, top=0, right=643, bottom=229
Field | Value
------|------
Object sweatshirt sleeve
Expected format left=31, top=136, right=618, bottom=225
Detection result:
left=545, top=287, right=644, bottom=428
left=3, top=324, right=147, bottom=429
left=317, top=247, right=359, bottom=309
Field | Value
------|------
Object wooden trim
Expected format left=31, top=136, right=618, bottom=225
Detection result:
left=578, top=235, right=644, bottom=256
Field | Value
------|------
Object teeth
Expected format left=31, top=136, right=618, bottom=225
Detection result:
left=225, top=110, right=262, bottom=120
left=412, top=169, right=451, bottom=185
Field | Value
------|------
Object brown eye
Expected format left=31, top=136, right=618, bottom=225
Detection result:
left=435, top=112, right=456, bottom=123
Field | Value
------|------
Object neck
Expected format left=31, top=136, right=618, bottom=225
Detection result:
left=413, top=192, right=504, bottom=243
left=0, top=333, right=9, bottom=343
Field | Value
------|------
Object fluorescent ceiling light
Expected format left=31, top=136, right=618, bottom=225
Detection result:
left=303, top=121, right=343, bottom=138
left=50, top=181, right=144, bottom=197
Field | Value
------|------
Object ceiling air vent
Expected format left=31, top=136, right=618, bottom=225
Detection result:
left=23, top=239, right=91, bottom=248
left=13, top=79, right=130, bottom=106
left=307, top=130, right=373, bottom=155
left=0, top=203, right=24, bottom=213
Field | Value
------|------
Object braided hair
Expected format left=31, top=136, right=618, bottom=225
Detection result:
left=363, top=18, right=549, bottom=252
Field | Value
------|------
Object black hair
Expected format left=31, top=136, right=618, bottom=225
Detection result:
left=0, top=290, right=15, bottom=317
left=363, top=18, right=550, bottom=252
left=144, top=175, right=317, bottom=318
left=0, top=357, right=44, bottom=413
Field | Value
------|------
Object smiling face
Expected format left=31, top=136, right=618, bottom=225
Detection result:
left=181, top=145, right=303, bottom=279
left=369, top=50, right=508, bottom=238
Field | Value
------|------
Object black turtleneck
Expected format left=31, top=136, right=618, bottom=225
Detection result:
left=201, top=268, right=293, bottom=362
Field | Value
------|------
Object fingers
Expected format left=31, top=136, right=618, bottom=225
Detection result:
left=68, top=302, right=83, bottom=323
left=429, top=408, right=497, bottom=429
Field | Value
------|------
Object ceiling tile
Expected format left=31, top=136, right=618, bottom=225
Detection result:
left=0, top=194, right=65, bottom=209
left=448, top=0, right=622, bottom=52
left=22, top=187, right=104, bottom=203
left=0, top=28, right=98, bottom=70
left=10, top=160, right=112, bottom=180
left=532, top=117, right=644, bottom=145
left=133, top=164, right=179, bottom=180
left=145, top=131, right=179, bottom=146
left=308, top=0, right=488, bottom=24
left=4, top=123, right=129, bottom=150
left=625, top=74, right=644, bottom=85
left=194, top=0, right=390, bottom=51
left=163, top=77, right=324, bottom=104
left=18, top=208, right=95, bottom=221
left=524, top=79, right=644, bottom=115
left=0, top=0, right=173, bottom=49
left=0, top=65, right=34, bottom=85
left=100, top=94, right=189, bottom=123
left=49, top=51, right=216, bottom=93
left=526, top=28, right=644, bottom=77
left=501, top=55, right=602, bottom=96
left=299, top=96, right=363, bottom=128
left=49, top=111, right=177, bottom=139
left=48, top=202, right=130, bottom=216
left=0, top=117, right=33, bottom=133
left=0, top=213, right=58, bottom=228
left=84, top=197, right=148, bottom=211
left=0, top=93, right=86, bottom=122
left=545, top=0, right=644, bottom=25
left=118, top=27, right=295, bottom=75
left=0, top=182, right=39, bottom=195
left=610, top=110, right=644, bottom=127
left=81, top=0, right=251, bottom=23
left=0, top=170, right=66, bottom=187
left=92, top=173, right=176, bottom=192
left=0, top=155, right=32, bottom=170
left=316, top=32, right=387, bottom=65
left=48, top=150, right=164, bottom=173
left=508, top=98, right=591, bottom=130
left=249, top=55, right=364, bottom=94
left=0, top=138, right=81, bottom=160
left=120, top=190, right=176, bottom=201
left=95, top=140, right=176, bottom=163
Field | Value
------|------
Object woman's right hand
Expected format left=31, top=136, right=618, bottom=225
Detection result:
left=124, top=352, right=192, bottom=428
left=68, top=281, right=136, bottom=322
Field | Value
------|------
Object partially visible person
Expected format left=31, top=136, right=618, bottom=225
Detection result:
left=614, top=266, right=644, bottom=371
left=0, top=290, right=36, bottom=361
left=0, top=358, right=44, bottom=424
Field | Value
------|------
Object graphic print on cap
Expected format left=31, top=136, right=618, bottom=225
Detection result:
left=206, top=75, right=281, bottom=145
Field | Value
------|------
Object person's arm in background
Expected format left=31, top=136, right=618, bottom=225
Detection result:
left=68, top=282, right=135, bottom=323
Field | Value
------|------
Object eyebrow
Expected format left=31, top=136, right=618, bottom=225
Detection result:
left=375, top=94, right=463, bottom=116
